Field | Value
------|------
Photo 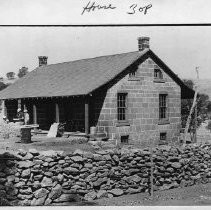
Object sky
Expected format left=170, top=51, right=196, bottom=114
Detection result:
left=0, top=0, right=211, bottom=80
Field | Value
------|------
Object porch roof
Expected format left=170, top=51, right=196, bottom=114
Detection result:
left=0, top=49, right=194, bottom=100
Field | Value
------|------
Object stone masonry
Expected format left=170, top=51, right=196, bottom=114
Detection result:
left=93, top=56, right=181, bottom=146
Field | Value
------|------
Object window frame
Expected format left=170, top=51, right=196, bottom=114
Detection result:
left=117, top=92, right=128, bottom=124
left=158, top=93, right=169, bottom=124
left=154, top=68, right=165, bottom=83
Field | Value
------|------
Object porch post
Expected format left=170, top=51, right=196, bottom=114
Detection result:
left=1, top=100, right=7, bottom=118
left=55, top=103, right=60, bottom=123
left=85, top=96, right=89, bottom=135
left=33, top=104, right=37, bottom=124
left=17, top=99, right=21, bottom=111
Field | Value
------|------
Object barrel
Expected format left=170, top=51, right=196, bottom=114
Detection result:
left=21, top=127, right=32, bottom=143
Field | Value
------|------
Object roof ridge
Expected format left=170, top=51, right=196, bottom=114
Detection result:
left=39, top=50, right=140, bottom=68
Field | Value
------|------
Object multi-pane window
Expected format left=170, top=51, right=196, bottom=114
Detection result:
left=154, top=69, right=163, bottom=79
left=159, top=94, right=167, bottom=119
left=117, top=93, right=127, bottom=121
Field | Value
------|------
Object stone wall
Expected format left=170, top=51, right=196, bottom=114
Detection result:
left=93, top=55, right=181, bottom=145
left=1, top=144, right=211, bottom=206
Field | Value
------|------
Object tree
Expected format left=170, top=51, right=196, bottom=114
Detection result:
left=181, top=79, right=211, bottom=135
left=18, top=66, right=28, bottom=78
left=0, top=82, right=8, bottom=91
left=6, top=72, right=15, bottom=80
left=206, top=121, right=211, bottom=133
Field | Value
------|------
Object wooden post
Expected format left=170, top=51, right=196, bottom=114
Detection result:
left=55, top=103, right=60, bottom=123
left=149, top=138, right=154, bottom=200
left=18, top=99, right=21, bottom=110
left=85, top=96, right=89, bottom=135
left=194, top=103, right=197, bottom=143
left=33, top=104, right=37, bottom=124
left=1, top=100, right=7, bottom=118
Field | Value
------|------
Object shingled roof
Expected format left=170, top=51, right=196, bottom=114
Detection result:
left=0, top=49, right=194, bottom=99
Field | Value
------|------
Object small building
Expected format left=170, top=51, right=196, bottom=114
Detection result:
left=0, top=37, right=194, bottom=145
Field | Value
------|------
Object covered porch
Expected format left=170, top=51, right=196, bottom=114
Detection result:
left=2, top=95, right=92, bottom=136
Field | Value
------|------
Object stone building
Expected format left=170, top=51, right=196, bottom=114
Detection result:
left=0, top=37, right=194, bottom=145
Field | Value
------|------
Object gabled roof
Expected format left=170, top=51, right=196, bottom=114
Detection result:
left=0, top=49, right=194, bottom=100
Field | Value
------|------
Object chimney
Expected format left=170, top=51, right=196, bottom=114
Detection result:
left=38, top=56, right=48, bottom=67
left=137, top=37, right=150, bottom=51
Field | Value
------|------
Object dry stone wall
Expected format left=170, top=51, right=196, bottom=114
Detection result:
left=1, top=144, right=211, bottom=206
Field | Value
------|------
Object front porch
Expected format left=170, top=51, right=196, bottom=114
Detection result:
left=3, top=95, right=92, bottom=136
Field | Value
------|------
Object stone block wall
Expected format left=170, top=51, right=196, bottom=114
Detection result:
left=1, top=144, right=211, bottom=206
left=93, top=56, right=181, bottom=146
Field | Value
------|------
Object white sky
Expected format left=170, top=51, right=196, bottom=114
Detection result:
left=0, top=0, right=211, bottom=79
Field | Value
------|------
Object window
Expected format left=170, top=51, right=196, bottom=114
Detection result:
left=154, top=69, right=163, bottom=79
left=129, top=71, right=136, bottom=78
left=121, top=135, right=129, bottom=144
left=160, top=132, right=167, bottom=141
left=117, top=93, right=127, bottom=121
left=159, top=132, right=167, bottom=145
left=159, top=94, right=167, bottom=119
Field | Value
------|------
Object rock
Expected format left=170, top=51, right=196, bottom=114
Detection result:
left=127, top=175, right=141, bottom=183
left=34, top=175, right=43, bottom=181
left=112, top=155, right=119, bottom=162
left=44, top=198, right=52, bottom=205
left=63, top=167, right=79, bottom=175
left=29, top=148, right=39, bottom=156
left=0, top=178, right=6, bottom=184
left=18, top=149, right=27, bottom=156
left=44, top=172, right=53, bottom=177
left=204, top=154, right=210, bottom=159
left=48, top=184, right=62, bottom=200
left=4, top=167, right=16, bottom=175
left=57, top=174, right=64, bottom=182
left=93, top=154, right=103, bottom=161
left=19, top=199, right=31, bottom=206
left=14, top=181, right=25, bottom=188
left=83, top=152, right=94, bottom=159
left=73, top=149, right=84, bottom=155
left=0, top=172, right=6, bottom=178
left=18, top=161, right=34, bottom=169
left=171, top=162, right=182, bottom=169
left=93, top=177, right=107, bottom=187
left=0, top=185, right=5, bottom=190
left=40, top=150, right=58, bottom=157
left=70, top=155, right=83, bottom=162
left=41, top=177, right=53, bottom=187
left=7, top=175, right=15, bottom=182
left=58, top=160, right=65, bottom=164
left=21, top=169, right=31, bottom=178
left=54, top=194, right=82, bottom=202
left=34, top=188, right=49, bottom=199
left=17, top=194, right=33, bottom=200
left=96, top=190, right=108, bottom=199
left=107, top=193, right=113, bottom=198
left=19, top=187, right=32, bottom=195
left=108, top=189, right=124, bottom=196
left=84, top=163, right=93, bottom=168
left=84, top=191, right=97, bottom=201
left=23, top=152, right=34, bottom=160
left=45, top=157, right=54, bottom=162
left=31, top=196, right=47, bottom=206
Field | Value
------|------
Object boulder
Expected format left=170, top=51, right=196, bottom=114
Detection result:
left=108, top=189, right=124, bottom=196
left=84, top=191, right=97, bottom=201
left=29, top=148, right=40, bottom=156
left=31, top=196, right=47, bottom=206
left=22, top=152, right=34, bottom=160
left=70, top=155, right=83, bottom=162
left=171, top=162, right=182, bottom=169
left=34, top=188, right=49, bottom=199
left=18, top=161, right=34, bottom=169
left=96, top=190, right=108, bottom=199
left=48, top=184, right=62, bottom=200
left=21, top=169, right=31, bottom=178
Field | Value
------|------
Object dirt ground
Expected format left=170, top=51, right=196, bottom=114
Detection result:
left=0, top=135, right=95, bottom=154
